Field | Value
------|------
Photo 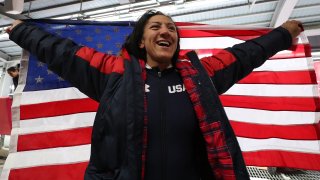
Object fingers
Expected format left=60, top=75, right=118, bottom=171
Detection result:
left=298, top=23, right=304, bottom=32
left=281, top=20, right=303, bottom=39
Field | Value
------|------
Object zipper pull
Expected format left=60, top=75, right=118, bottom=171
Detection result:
left=158, top=71, right=162, bottom=78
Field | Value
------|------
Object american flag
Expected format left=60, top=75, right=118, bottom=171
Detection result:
left=1, top=20, right=319, bottom=179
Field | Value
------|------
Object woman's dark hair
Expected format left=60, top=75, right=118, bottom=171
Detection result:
left=122, top=10, right=180, bottom=64
left=6, top=65, right=19, bottom=73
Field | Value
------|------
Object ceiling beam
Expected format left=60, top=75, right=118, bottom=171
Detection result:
left=270, top=0, right=298, bottom=27
left=118, top=0, right=136, bottom=4
left=0, top=50, right=9, bottom=62
left=305, top=27, right=320, bottom=37
left=0, top=4, right=30, bottom=20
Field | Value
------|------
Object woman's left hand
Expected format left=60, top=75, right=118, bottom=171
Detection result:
left=281, top=20, right=304, bottom=39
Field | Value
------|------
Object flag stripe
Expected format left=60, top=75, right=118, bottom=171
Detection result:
left=179, top=28, right=271, bottom=38
left=180, top=37, right=244, bottom=49
left=220, top=95, right=320, bottom=111
left=225, top=107, right=319, bottom=125
left=180, top=36, right=307, bottom=50
left=9, top=162, right=88, bottom=180
left=15, top=122, right=320, bottom=152
left=238, top=70, right=317, bottom=84
left=17, top=113, right=95, bottom=135
left=20, top=98, right=98, bottom=120
left=237, top=137, right=320, bottom=153
left=254, top=57, right=313, bottom=71
left=20, top=84, right=318, bottom=115
left=17, top=127, right=92, bottom=151
left=180, top=44, right=311, bottom=59
left=3, top=145, right=90, bottom=169
left=225, top=84, right=318, bottom=97
left=21, top=87, right=87, bottom=104
left=243, top=150, right=320, bottom=171
left=19, top=97, right=320, bottom=127
left=4, top=139, right=318, bottom=170
left=231, top=121, right=320, bottom=140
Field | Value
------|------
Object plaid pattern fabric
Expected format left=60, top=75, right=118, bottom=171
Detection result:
left=139, top=59, right=148, bottom=180
left=176, top=59, right=236, bottom=180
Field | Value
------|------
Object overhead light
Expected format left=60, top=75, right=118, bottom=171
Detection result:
left=4, top=0, right=24, bottom=14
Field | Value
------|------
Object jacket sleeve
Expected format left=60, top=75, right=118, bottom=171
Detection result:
left=200, top=26, right=292, bottom=94
left=9, top=22, right=120, bottom=102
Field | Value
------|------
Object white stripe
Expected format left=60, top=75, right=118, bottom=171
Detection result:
left=1, top=144, right=90, bottom=170
left=224, top=84, right=318, bottom=97
left=179, top=24, right=273, bottom=30
left=180, top=37, right=305, bottom=50
left=225, top=107, right=320, bottom=125
left=238, top=137, right=320, bottom=153
left=180, top=37, right=244, bottom=49
left=254, top=57, right=314, bottom=71
left=12, top=112, right=95, bottom=135
left=21, top=87, right=88, bottom=105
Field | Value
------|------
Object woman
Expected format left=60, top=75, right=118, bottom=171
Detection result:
left=8, top=10, right=302, bottom=180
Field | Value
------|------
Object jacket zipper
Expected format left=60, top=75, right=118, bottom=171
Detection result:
left=158, top=71, right=166, bottom=180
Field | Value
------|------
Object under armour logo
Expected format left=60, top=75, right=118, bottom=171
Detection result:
left=145, top=84, right=150, bottom=92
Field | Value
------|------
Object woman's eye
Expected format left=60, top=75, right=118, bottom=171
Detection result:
left=150, top=25, right=159, bottom=29
left=168, top=27, right=176, bottom=31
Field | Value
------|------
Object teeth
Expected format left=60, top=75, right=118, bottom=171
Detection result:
left=158, top=41, right=170, bottom=47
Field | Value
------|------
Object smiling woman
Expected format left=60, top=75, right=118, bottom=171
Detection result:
left=139, top=15, right=178, bottom=69
left=122, top=10, right=180, bottom=70
left=7, top=9, right=302, bottom=180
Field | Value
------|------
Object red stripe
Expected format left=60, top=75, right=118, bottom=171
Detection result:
left=9, top=161, right=88, bottom=180
left=20, top=98, right=98, bottom=120
left=75, top=46, right=125, bottom=74
left=179, top=29, right=270, bottom=38
left=283, top=44, right=312, bottom=59
left=231, top=121, right=320, bottom=140
left=243, top=150, right=320, bottom=171
left=179, top=44, right=310, bottom=59
left=220, top=95, right=320, bottom=111
left=239, top=70, right=317, bottom=84
left=17, top=127, right=92, bottom=151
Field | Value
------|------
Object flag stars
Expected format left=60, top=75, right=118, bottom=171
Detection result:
left=86, top=36, right=93, bottom=42
left=95, top=28, right=101, bottom=33
left=97, top=43, right=103, bottom=49
left=107, top=50, right=113, bottom=55
left=113, top=27, right=119, bottom=33
left=35, top=75, right=44, bottom=84
left=75, top=29, right=82, bottom=34
left=105, top=35, right=111, bottom=41
left=115, top=42, right=122, bottom=48
left=57, top=76, right=65, bottom=81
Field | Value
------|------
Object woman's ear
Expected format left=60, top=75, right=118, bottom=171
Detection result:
left=139, top=38, right=145, bottom=48
left=139, top=42, right=145, bottom=49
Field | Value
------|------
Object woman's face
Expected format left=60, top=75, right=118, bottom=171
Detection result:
left=140, top=15, right=178, bottom=68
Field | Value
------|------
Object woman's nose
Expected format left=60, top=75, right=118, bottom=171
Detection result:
left=159, top=26, right=170, bottom=35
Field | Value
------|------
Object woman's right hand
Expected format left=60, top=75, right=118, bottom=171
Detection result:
left=6, top=19, right=23, bottom=33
